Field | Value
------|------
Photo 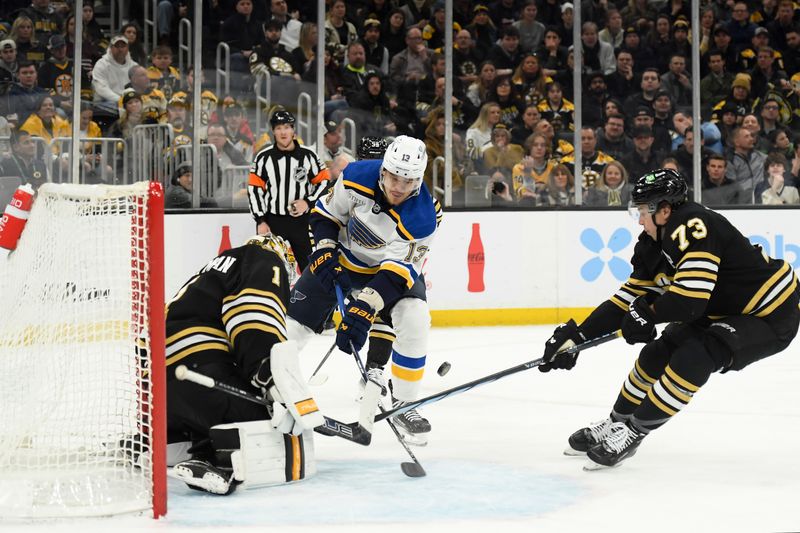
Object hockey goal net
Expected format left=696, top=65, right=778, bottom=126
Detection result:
left=0, top=182, right=166, bottom=518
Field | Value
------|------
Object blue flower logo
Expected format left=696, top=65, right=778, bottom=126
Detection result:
left=580, top=228, right=633, bottom=282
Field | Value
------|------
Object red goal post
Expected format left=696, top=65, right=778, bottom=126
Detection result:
left=0, top=181, right=166, bottom=518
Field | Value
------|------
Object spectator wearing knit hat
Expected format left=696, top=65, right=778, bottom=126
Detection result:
left=710, top=73, right=754, bottom=123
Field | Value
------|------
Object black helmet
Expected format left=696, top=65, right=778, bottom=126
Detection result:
left=632, top=168, right=688, bottom=213
left=270, top=110, right=295, bottom=129
left=357, top=136, right=388, bottom=160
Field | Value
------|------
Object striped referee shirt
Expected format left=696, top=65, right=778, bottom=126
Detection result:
left=247, top=143, right=330, bottom=220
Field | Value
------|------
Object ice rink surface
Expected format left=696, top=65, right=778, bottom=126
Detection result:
left=7, top=325, right=800, bottom=533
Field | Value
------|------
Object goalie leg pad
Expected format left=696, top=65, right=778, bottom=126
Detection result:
left=209, top=420, right=317, bottom=488
left=270, top=340, right=325, bottom=431
left=287, top=317, right=316, bottom=352
left=389, top=298, right=430, bottom=401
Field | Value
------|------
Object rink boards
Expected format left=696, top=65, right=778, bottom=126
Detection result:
left=164, top=209, right=800, bottom=326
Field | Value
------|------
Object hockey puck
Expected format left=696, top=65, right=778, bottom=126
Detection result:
left=437, top=361, right=451, bottom=376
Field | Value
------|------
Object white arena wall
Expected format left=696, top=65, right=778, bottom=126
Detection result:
left=165, top=209, right=800, bottom=326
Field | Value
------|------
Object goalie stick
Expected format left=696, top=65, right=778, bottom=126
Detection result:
left=374, top=330, right=623, bottom=423
left=174, top=365, right=372, bottom=446
left=335, top=284, right=426, bottom=478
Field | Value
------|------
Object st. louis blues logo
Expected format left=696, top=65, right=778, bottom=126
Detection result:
left=290, top=290, right=307, bottom=304
left=348, top=214, right=386, bottom=249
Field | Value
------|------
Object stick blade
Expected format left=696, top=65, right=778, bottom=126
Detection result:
left=400, top=462, right=426, bottom=477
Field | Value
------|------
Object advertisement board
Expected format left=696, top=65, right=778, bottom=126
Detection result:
left=164, top=209, right=800, bottom=325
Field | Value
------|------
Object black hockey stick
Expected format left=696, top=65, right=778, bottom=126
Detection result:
left=174, top=365, right=372, bottom=446
left=374, top=330, right=623, bottom=423
left=308, top=341, right=337, bottom=386
left=335, top=284, right=426, bottom=478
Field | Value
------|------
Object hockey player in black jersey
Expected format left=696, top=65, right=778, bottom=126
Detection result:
left=166, top=234, right=323, bottom=494
left=542, top=168, right=800, bottom=470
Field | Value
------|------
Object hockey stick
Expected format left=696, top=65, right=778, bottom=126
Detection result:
left=308, top=341, right=337, bottom=386
left=174, top=365, right=372, bottom=446
left=335, top=284, right=426, bottom=478
left=374, top=330, right=623, bottom=423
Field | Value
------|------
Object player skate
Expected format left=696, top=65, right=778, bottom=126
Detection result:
left=173, top=459, right=238, bottom=495
left=391, top=397, right=431, bottom=446
left=564, top=417, right=614, bottom=456
left=584, top=422, right=645, bottom=470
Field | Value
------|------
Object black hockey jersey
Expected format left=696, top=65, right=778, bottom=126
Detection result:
left=165, top=241, right=290, bottom=379
left=611, top=201, right=798, bottom=323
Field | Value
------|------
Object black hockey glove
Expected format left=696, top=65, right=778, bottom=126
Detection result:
left=336, top=299, right=375, bottom=354
left=621, top=296, right=657, bottom=345
left=308, top=246, right=351, bottom=295
left=539, top=319, right=586, bottom=372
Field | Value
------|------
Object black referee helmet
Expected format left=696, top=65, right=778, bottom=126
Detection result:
left=270, top=110, right=296, bottom=129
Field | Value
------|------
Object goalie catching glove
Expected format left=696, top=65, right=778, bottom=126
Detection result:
left=308, top=241, right=351, bottom=295
left=252, top=341, right=324, bottom=435
left=621, top=296, right=657, bottom=345
left=336, top=298, right=376, bottom=354
left=539, top=319, right=586, bottom=372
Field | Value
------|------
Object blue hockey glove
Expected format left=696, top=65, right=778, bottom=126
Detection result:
left=336, top=299, right=376, bottom=354
left=308, top=246, right=351, bottom=294
left=621, top=296, right=657, bottom=344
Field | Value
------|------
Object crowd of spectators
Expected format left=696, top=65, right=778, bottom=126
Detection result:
left=2, top=0, right=800, bottom=207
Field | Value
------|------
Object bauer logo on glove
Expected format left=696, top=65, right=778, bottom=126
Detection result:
left=309, top=251, right=333, bottom=273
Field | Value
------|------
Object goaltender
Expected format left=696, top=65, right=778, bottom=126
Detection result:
left=165, top=234, right=322, bottom=494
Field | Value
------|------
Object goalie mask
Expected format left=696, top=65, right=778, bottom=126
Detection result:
left=244, top=234, right=298, bottom=284
left=380, top=135, right=427, bottom=200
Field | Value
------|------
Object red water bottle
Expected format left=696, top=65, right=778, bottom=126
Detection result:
left=218, top=225, right=232, bottom=254
left=467, top=222, right=485, bottom=292
left=0, top=183, right=35, bottom=259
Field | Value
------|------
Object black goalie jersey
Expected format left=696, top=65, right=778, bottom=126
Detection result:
left=165, top=242, right=290, bottom=379
left=583, top=201, right=798, bottom=335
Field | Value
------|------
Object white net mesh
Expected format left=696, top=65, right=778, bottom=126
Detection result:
left=0, top=182, right=156, bottom=518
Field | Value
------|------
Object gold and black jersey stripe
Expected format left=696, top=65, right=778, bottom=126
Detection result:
left=611, top=277, right=665, bottom=311
left=668, top=251, right=720, bottom=301
left=166, top=325, right=230, bottom=368
left=222, top=287, right=288, bottom=347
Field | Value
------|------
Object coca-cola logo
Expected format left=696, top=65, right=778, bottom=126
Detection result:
left=468, top=252, right=484, bottom=262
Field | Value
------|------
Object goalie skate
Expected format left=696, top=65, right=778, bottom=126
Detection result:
left=173, top=459, right=238, bottom=495
left=391, top=399, right=431, bottom=447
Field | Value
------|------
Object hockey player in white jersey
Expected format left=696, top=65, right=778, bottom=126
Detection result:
left=287, top=135, right=442, bottom=444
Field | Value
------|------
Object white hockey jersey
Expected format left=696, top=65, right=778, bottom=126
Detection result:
left=311, top=160, right=442, bottom=292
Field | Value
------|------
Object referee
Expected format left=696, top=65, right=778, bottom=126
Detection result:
left=248, top=110, right=330, bottom=271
